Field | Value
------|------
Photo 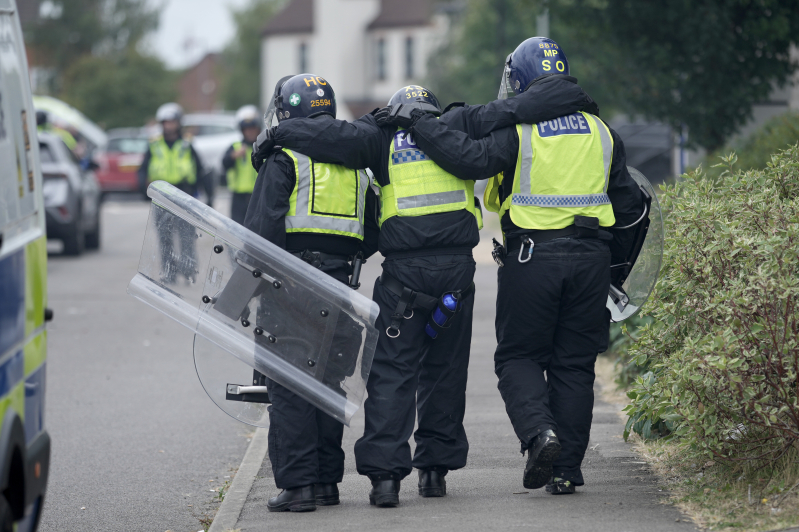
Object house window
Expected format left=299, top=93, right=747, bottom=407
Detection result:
left=299, top=42, right=308, bottom=73
left=376, top=38, right=386, bottom=81
left=405, top=37, right=414, bottom=79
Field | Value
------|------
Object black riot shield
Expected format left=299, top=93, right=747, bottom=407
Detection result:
left=128, top=181, right=379, bottom=426
left=606, top=167, right=664, bottom=322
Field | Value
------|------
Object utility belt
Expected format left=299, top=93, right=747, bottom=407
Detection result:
left=379, top=270, right=474, bottom=339
left=290, top=250, right=366, bottom=289
left=492, top=216, right=610, bottom=266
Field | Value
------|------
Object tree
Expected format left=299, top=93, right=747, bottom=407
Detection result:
left=560, top=0, right=799, bottom=152
left=428, top=0, right=799, bottom=151
left=220, top=0, right=287, bottom=110
left=23, top=0, right=160, bottom=92
left=61, top=51, right=177, bottom=129
left=426, top=0, right=544, bottom=106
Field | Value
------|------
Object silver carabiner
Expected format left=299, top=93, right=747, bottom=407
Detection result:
left=518, top=237, right=534, bottom=263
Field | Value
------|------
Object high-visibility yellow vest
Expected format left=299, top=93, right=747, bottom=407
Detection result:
left=147, top=137, right=196, bottom=185
left=38, top=124, right=77, bottom=150
left=380, top=128, right=477, bottom=227
left=283, top=149, right=369, bottom=240
left=226, top=142, right=258, bottom=194
left=484, top=111, right=615, bottom=229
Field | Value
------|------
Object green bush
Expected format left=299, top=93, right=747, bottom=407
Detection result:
left=623, top=145, right=799, bottom=467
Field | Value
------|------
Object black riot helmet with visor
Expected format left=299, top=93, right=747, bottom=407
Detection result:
left=388, top=85, right=442, bottom=116
left=265, top=74, right=337, bottom=125
left=498, top=37, right=570, bottom=99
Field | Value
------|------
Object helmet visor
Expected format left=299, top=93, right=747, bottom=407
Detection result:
left=497, top=55, right=515, bottom=100
left=263, top=100, right=277, bottom=128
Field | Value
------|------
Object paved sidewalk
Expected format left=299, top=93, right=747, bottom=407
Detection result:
left=230, top=245, right=696, bottom=531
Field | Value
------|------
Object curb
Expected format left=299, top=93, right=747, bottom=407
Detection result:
left=209, top=427, right=269, bottom=532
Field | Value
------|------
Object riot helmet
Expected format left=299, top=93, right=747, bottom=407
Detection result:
left=155, top=102, right=184, bottom=123
left=273, top=74, right=336, bottom=122
left=498, top=37, right=570, bottom=99
left=235, top=105, right=261, bottom=131
left=388, top=85, right=442, bottom=116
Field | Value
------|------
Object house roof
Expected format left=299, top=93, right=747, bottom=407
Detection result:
left=368, top=0, right=433, bottom=30
left=262, top=0, right=314, bottom=37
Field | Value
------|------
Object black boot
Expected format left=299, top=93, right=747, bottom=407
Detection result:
left=546, top=477, right=576, bottom=495
left=523, top=429, right=562, bottom=489
left=369, top=477, right=400, bottom=508
left=314, top=483, right=340, bottom=506
left=418, top=468, right=447, bottom=497
left=267, top=485, right=317, bottom=512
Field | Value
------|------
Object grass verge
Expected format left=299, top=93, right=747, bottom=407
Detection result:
left=596, top=355, right=799, bottom=532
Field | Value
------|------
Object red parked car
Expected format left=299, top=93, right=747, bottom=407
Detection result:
left=94, top=128, right=150, bottom=193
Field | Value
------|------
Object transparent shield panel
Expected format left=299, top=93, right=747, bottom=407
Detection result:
left=607, top=167, right=664, bottom=322
left=194, top=335, right=269, bottom=428
left=128, top=181, right=380, bottom=425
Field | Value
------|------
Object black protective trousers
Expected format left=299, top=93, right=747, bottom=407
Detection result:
left=494, top=238, right=610, bottom=486
left=354, top=255, right=475, bottom=480
left=266, top=266, right=348, bottom=489
left=230, top=192, right=252, bottom=226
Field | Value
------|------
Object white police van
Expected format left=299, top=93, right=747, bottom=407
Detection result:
left=0, top=1, right=51, bottom=529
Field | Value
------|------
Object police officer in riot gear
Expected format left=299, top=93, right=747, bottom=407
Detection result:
left=138, top=103, right=204, bottom=196
left=376, top=37, right=644, bottom=495
left=138, top=103, right=205, bottom=282
left=243, top=74, right=379, bottom=512
left=222, top=105, right=261, bottom=224
left=252, top=81, right=598, bottom=506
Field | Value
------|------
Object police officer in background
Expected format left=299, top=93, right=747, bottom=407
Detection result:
left=243, top=74, right=379, bottom=512
left=138, top=103, right=204, bottom=197
left=222, top=105, right=261, bottom=224
left=376, top=37, right=644, bottom=496
left=251, top=81, right=596, bottom=507
left=36, top=110, right=78, bottom=152
left=139, top=103, right=206, bottom=281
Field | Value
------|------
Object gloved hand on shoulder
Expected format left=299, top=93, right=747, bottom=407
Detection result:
left=374, top=104, right=427, bottom=130
left=251, top=126, right=277, bottom=171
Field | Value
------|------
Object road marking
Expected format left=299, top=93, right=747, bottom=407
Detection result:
left=208, top=428, right=268, bottom=532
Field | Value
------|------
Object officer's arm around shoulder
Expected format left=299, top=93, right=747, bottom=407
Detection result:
left=273, top=114, right=383, bottom=170
left=412, top=114, right=518, bottom=181
left=440, top=76, right=594, bottom=139
left=243, top=151, right=296, bottom=250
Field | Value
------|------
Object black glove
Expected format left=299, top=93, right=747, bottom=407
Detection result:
left=374, top=104, right=427, bottom=129
left=251, top=126, right=277, bottom=172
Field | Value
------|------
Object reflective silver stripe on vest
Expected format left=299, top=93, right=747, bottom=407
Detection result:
left=588, top=114, right=612, bottom=191
left=396, top=189, right=467, bottom=211
left=518, top=124, right=534, bottom=194
left=511, top=193, right=611, bottom=207
left=285, top=152, right=366, bottom=237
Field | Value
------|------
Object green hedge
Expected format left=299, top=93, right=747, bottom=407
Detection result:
left=623, top=145, right=799, bottom=466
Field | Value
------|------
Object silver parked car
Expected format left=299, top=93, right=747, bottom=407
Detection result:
left=39, top=132, right=102, bottom=255
left=182, top=112, right=241, bottom=188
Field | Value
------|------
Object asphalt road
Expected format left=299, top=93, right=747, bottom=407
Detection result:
left=39, top=193, right=251, bottom=532
left=234, top=227, right=698, bottom=531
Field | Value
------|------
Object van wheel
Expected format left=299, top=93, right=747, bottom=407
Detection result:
left=0, top=496, right=13, bottom=532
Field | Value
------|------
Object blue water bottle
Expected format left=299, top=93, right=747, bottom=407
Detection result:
left=425, top=293, right=459, bottom=339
